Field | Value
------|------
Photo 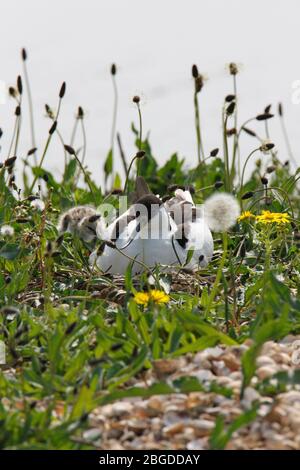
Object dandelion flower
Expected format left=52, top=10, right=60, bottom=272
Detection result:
left=30, top=199, right=45, bottom=212
left=134, top=292, right=150, bottom=305
left=57, top=206, right=100, bottom=242
left=149, top=290, right=170, bottom=304
left=133, top=290, right=170, bottom=306
left=203, top=193, right=240, bottom=232
left=238, top=211, right=255, bottom=223
left=256, top=211, right=291, bottom=225
left=0, top=224, right=14, bottom=237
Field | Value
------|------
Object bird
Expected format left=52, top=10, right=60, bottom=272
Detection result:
left=90, top=177, right=214, bottom=274
left=91, top=191, right=177, bottom=274
left=57, top=206, right=100, bottom=242
left=165, top=187, right=214, bottom=270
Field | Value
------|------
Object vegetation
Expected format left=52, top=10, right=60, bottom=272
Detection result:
left=0, top=54, right=299, bottom=449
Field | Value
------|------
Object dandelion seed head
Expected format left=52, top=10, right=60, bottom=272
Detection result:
left=203, top=193, right=240, bottom=232
left=0, top=224, right=14, bottom=237
left=30, top=199, right=45, bottom=212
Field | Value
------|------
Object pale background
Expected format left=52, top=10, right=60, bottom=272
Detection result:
left=0, top=0, right=300, bottom=184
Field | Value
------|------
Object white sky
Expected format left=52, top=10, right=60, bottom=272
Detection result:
left=0, top=0, right=300, bottom=184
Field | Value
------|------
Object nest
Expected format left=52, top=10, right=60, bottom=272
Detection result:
left=16, top=270, right=215, bottom=308
left=87, top=270, right=215, bottom=305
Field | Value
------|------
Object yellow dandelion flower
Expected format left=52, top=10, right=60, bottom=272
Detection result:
left=238, top=211, right=255, bottom=223
left=149, top=290, right=170, bottom=304
left=273, top=212, right=291, bottom=224
left=134, top=292, right=150, bottom=305
left=134, top=290, right=170, bottom=306
left=256, top=210, right=291, bottom=225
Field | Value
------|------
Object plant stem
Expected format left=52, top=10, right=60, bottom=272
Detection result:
left=124, top=155, right=138, bottom=193
left=230, top=74, right=239, bottom=184
left=110, top=73, right=118, bottom=182
left=6, top=116, right=18, bottom=158
left=28, top=135, right=52, bottom=193
left=136, top=102, right=143, bottom=176
left=70, top=117, right=78, bottom=147
left=14, top=99, right=22, bottom=157
left=117, top=132, right=128, bottom=175
left=80, top=118, right=87, bottom=167
left=72, top=150, right=97, bottom=205
left=223, top=114, right=230, bottom=191
left=240, top=147, right=260, bottom=194
left=29, top=96, right=63, bottom=193
left=279, top=113, right=298, bottom=169
left=204, top=232, right=228, bottom=318
left=23, top=58, right=37, bottom=165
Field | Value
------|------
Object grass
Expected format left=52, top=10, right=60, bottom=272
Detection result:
left=0, top=57, right=300, bottom=449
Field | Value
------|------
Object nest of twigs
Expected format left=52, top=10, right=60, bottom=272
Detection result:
left=16, top=269, right=216, bottom=307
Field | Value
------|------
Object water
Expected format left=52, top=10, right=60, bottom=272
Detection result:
left=1, top=0, right=300, bottom=186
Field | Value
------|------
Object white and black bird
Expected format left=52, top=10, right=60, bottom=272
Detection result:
left=90, top=178, right=214, bottom=274
left=165, top=187, right=214, bottom=270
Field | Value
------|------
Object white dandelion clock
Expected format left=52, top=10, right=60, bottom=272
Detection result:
left=203, top=193, right=240, bottom=232
left=30, top=199, right=45, bottom=212
left=0, top=224, right=14, bottom=237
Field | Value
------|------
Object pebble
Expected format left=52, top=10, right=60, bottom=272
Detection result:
left=191, top=419, right=215, bottom=436
left=241, top=387, right=260, bottom=409
left=257, top=366, right=277, bottom=380
left=193, top=369, right=214, bottom=382
left=163, top=422, right=185, bottom=436
left=256, top=355, right=276, bottom=367
left=85, top=336, right=300, bottom=450
left=187, top=439, right=206, bottom=450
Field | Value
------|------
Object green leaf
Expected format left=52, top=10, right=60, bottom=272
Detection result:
left=209, top=404, right=259, bottom=449
left=70, top=385, right=94, bottom=420
left=31, top=167, right=60, bottom=190
left=0, top=243, right=20, bottom=260
left=241, top=314, right=292, bottom=395
left=104, top=149, right=113, bottom=181
left=63, top=158, right=77, bottom=183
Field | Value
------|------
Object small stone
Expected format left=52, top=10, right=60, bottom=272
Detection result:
left=187, top=439, right=206, bottom=450
left=153, top=358, right=184, bottom=377
left=205, top=346, right=224, bottom=359
left=163, top=422, right=185, bottom=436
left=215, top=376, right=234, bottom=387
left=272, top=352, right=291, bottom=365
left=241, top=387, right=260, bottom=409
left=257, top=366, right=277, bottom=380
left=193, top=355, right=211, bottom=369
left=193, top=369, right=214, bottom=382
left=211, top=360, right=231, bottom=376
left=256, top=355, right=276, bottom=367
left=147, top=397, right=164, bottom=414
left=279, top=390, right=300, bottom=405
left=230, top=371, right=242, bottom=380
left=191, top=419, right=215, bottom=436
left=82, top=428, right=101, bottom=441
left=221, top=352, right=240, bottom=371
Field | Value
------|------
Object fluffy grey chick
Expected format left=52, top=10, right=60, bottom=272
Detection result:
left=57, top=206, right=100, bottom=242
